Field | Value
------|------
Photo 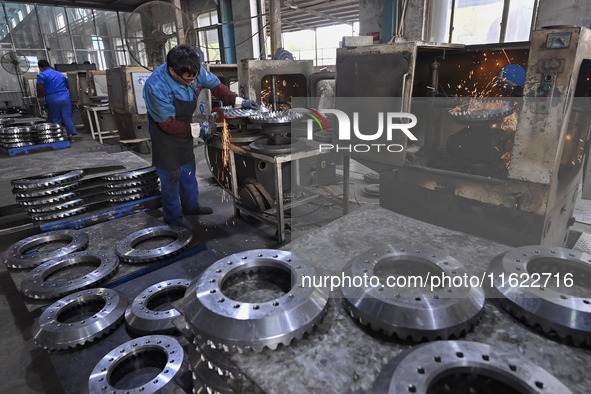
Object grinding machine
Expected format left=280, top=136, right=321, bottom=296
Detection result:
left=335, top=26, right=591, bottom=246
left=207, top=59, right=337, bottom=213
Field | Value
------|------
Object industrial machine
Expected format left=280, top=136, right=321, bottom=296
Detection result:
left=336, top=26, right=591, bottom=246
left=106, top=66, right=151, bottom=140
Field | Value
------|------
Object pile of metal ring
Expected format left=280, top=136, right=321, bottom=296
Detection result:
left=31, top=122, right=69, bottom=144
left=0, top=122, right=68, bottom=149
left=217, top=106, right=265, bottom=144
left=11, top=167, right=160, bottom=221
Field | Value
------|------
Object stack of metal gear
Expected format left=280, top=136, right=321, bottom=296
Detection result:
left=248, top=110, right=305, bottom=154
left=11, top=167, right=160, bottom=221
left=218, top=106, right=265, bottom=144
left=0, top=125, right=35, bottom=149
left=30, top=123, right=68, bottom=144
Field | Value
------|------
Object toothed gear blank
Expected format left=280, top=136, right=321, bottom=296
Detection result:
left=488, top=245, right=591, bottom=347
left=19, top=250, right=119, bottom=299
left=182, top=249, right=329, bottom=352
left=341, top=244, right=485, bottom=341
left=125, top=279, right=191, bottom=335
left=32, top=288, right=127, bottom=350
left=372, top=340, right=572, bottom=393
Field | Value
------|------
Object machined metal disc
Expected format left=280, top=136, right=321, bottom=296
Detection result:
left=221, top=106, right=257, bottom=118
left=372, top=340, right=572, bottom=394
left=106, top=184, right=159, bottom=196
left=102, top=167, right=157, bottom=181
left=488, top=246, right=591, bottom=346
left=32, top=288, right=127, bottom=350
left=11, top=169, right=84, bottom=189
left=341, top=244, right=484, bottom=341
left=182, top=249, right=329, bottom=352
left=125, top=278, right=191, bottom=334
left=87, top=335, right=189, bottom=394
left=249, top=110, right=302, bottom=124
left=20, top=250, right=119, bottom=299
left=36, top=137, right=68, bottom=144
left=34, top=122, right=61, bottom=131
left=2, top=142, right=34, bottom=148
left=115, top=226, right=192, bottom=263
left=3, top=229, right=89, bottom=269
left=27, top=198, right=85, bottom=213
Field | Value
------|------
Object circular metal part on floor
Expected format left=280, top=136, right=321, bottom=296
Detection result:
left=363, top=172, right=380, bottom=184
left=11, top=169, right=85, bottom=189
left=248, top=139, right=307, bottom=155
left=3, top=229, right=89, bottom=269
left=20, top=250, right=119, bottom=299
left=341, top=244, right=484, bottom=341
left=194, top=337, right=243, bottom=380
left=115, top=226, right=192, bottom=264
left=372, top=340, right=572, bottom=394
left=488, top=246, right=591, bottom=346
left=87, top=335, right=189, bottom=394
left=102, top=167, right=157, bottom=181
left=363, top=184, right=380, bottom=197
left=32, top=288, right=127, bottom=350
left=192, top=352, right=235, bottom=394
left=182, top=249, right=329, bottom=352
left=125, top=279, right=191, bottom=334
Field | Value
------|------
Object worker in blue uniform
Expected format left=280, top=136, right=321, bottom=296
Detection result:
left=143, top=45, right=258, bottom=227
left=36, top=60, right=78, bottom=137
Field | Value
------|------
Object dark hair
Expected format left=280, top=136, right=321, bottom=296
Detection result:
left=38, top=59, right=50, bottom=68
left=167, top=45, right=201, bottom=77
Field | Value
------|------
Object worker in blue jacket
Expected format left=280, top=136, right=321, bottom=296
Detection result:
left=143, top=45, right=258, bottom=227
left=36, top=60, right=78, bottom=137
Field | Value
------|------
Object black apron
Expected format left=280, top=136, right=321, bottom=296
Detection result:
left=149, top=91, right=197, bottom=170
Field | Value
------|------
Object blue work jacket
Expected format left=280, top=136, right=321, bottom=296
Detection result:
left=37, top=68, right=71, bottom=102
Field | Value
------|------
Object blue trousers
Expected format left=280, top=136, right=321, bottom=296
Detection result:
left=47, top=98, right=77, bottom=135
left=156, top=162, right=200, bottom=226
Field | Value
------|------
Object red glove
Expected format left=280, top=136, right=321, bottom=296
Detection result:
left=158, top=118, right=190, bottom=138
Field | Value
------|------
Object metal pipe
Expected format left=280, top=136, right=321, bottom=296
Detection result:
left=430, top=59, right=439, bottom=96
left=269, top=0, right=282, bottom=56
left=270, top=74, right=278, bottom=111
left=401, top=70, right=411, bottom=112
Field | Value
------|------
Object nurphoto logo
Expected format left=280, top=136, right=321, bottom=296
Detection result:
left=303, top=108, right=418, bottom=153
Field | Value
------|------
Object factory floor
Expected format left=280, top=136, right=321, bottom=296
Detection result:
left=0, top=131, right=379, bottom=394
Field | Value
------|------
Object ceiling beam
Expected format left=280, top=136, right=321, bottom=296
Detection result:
left=282, top=1, right=353, bottom=26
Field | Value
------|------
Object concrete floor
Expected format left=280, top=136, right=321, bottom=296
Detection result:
left=0, top=131, right=378, bottom=393
left=1, top=130, right=591, bottom=393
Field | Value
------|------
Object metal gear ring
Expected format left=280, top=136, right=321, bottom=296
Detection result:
left=488, top=246, right=591, bottom=346
left=12, top=181, right=80, bottom=198
left=102, top=167, right=157, bottom=181
left=105, top=174, right=159, bottom=188
left=15, top=191, right=78, bottom=206
left=182, top=249, right=329, bottom=352
left=27, top=198, right=85, bottom=213
left=19, top=250, right=119, bottom=299
left=115, top=226, right=192, bottom=263
left=86, top=335, right=189, bottom=394
left=341, top=244, right=484, bottom=341
left=125, top=278, right=191, bottom=334
left=372, top=340, right=572, bottom=393
left=108, top=191, right=157, bottom=203
left=11, top=169, right=85, bottom=189
left=28, top=206, right=88, bottom=221
left=3, top=229, right=89, bottom=269
left=32, top=288, right=127, bottom=350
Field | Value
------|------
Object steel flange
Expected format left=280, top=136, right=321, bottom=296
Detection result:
left=372, top=340, right=572, bottom=393
left=115, top=226, right=192, bottom=263
left=15, top=191, right=78, bottom=206
left=87, top=335, right=189, bottom=394
left=488, top=246, right=591, bottom=346
left=11, top=169, right=84, bottom=189
left=20, top=250, right=119, bottom=299
left=341, top=244, right=484, bottom=342
left=3, top=229, right=89, bottom=269
left=28, top=206, right=88, bottom=221
left=125, top=278, right=191, bottom=334
left=32, top=288, right=127, bottom=350
left=182, top=249, right=329, bottom=352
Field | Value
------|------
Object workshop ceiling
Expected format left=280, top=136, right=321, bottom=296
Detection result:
left=3, top=0, right=359, bottom=32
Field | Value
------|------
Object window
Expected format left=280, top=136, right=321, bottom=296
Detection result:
left=429, top=0, right=537, bottom=44
left=194, top=10, right=221, bottom=63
